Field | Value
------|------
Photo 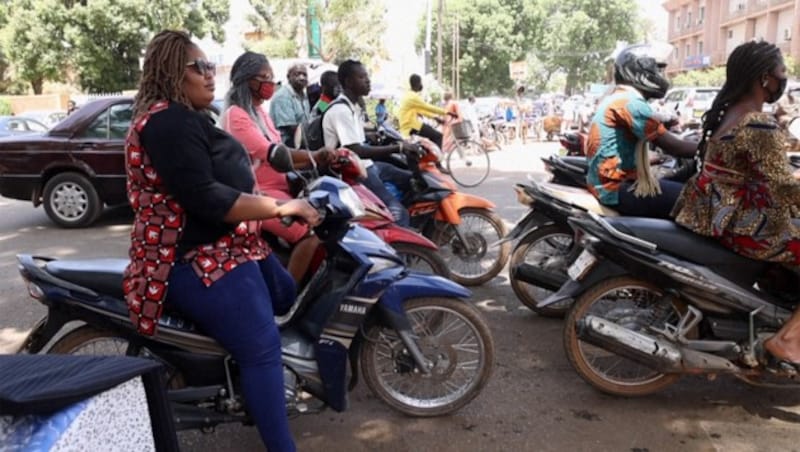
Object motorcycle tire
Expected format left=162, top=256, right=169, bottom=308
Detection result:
left=563, top=276, right=681, bottom=397
left=433, top=208, right=510, bottom=286
left=392, top=242, right=451, bottom=278
left=509, top=225, right=575, bottom=317
left=360, top=297, right=495, bottom=417
left=48, top=325, right=186, bottom=389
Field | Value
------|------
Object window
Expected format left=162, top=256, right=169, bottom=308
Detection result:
left=685, top=44, right=691, bottom=57
left=83, top=103, right=133, bottom=140
left=687, top=12, right=692, bottom=28
left=6, top=119, right=23, bottom=131
left=26, top=120, right=47, bottom=133
left=698, top=6, right=705, bottom=24
left=697, top=41, right=703, bottom=55
left=728, top=30, right=734, bottom=39
left=675, top=14, right=681, bottom=31
left=785, top=28, right=792, bottom=41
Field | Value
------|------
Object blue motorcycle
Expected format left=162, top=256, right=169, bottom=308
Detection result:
left=15, top=150, right=495, bottom=429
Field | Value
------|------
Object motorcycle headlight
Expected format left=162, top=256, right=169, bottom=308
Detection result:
left=338, top=185, right=366, bottom=218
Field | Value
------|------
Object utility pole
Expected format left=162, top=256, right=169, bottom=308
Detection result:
left=425, top=0, right=432, bottom=74
left=437, top=0, right=443, bottom=83
left=451, top=20, right=456, bottom=91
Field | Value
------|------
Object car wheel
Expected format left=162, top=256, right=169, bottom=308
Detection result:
left=42, top=172, right=102, bottom=228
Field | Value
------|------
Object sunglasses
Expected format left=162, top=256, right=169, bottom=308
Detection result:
left=186, top=59, right=216, bottom=76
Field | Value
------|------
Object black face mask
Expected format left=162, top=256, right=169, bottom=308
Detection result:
left=766, top=75, right=788, bottom=103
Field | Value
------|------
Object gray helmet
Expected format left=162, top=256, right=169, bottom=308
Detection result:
left=614, top=44, right=671, bottom=100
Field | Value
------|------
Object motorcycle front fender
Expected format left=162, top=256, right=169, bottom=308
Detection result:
left=494, top=209, right=552, bottom=247
left=537, top=260, right=627, bottom=308
left=435, top=192, right=496, bottom=224
left=378, top=272, right=471, bottom=318
left=371, top=224, right=439, bottom=250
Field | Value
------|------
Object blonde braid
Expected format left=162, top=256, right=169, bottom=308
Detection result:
left=133, top=30, right=195, bottom=118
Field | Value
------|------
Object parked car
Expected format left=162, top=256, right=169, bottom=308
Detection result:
left=21, top=110, right=68, bottom=128
left=0, top=97, right=133, bottom=228
left=661, top=86, right=719, bottom=128
left=0, top=116, right=50, bottom=137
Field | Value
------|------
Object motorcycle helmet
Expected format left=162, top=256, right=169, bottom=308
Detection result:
left=613, top=43, right=673, bottom=100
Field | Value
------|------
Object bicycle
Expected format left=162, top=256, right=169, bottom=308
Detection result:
left=443, top=120, right=491, bottom=188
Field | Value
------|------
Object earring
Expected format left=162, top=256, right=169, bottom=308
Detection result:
left=762, top=79, right=768, bottom=88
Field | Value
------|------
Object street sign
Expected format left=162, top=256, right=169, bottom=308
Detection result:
left=509, top=61, right=527, bottom=80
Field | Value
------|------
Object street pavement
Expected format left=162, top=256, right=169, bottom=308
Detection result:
left=2, top=140, right=800, bottom=451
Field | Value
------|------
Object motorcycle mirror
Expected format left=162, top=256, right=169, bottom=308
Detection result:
left=268, top=144, right=294, bottom=173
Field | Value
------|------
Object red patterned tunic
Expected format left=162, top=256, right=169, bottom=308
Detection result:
left=123, top=101, right=269, bottom=335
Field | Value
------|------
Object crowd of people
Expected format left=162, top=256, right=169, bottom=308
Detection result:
left=120, top=28, right=800, bottom=450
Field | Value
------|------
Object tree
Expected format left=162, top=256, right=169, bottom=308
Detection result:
left=0, top=0, right=229, bottom=94
left=67, top=0, right=229, bottom=93
left=247, top=0, right=387, bottom=64
left=417, top=0, right=641, bottom=97
left=1, top=0, right=70, bottom=94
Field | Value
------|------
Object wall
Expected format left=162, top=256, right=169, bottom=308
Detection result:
left=1, top=94, right=69, bottom=115
left=726, top=22, right=748, bottom=54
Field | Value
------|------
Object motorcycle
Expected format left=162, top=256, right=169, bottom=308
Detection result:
left=16, top=149, right=495, bottom=432
left=371, top=126, right=511, bottom=286
left=559, top=131, right=587, bottom=156
left=268, top=149, right=450, bottom=279
left=552, top=210, right=800, bottom=397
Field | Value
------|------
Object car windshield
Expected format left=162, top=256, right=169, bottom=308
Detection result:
left=694, top=91, right=718, bottom=101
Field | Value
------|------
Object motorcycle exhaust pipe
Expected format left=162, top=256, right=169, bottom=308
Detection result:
left=172, top=403, right=245, bottom=431
left=512, top=263, right=567, bottom=291
left=577, top=315, right=739, bottom=374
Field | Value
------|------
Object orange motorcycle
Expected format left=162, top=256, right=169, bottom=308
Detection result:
left=374, top=127, right=510, bottom=286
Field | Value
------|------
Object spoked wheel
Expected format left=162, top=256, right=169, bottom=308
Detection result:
left=392, top=242, right=451, bottom=278
left=563, top=276, right=683, bottom=397
left=446, top=140, right=491, bottom=188
left=48, top=325, right=185, bottom=389
left=510, top=225, right=574, bottom=317
left=360, top=297, right=495, bottom=417
left=433, top=208, right=510, bottom=286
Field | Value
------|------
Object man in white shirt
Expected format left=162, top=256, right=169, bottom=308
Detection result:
left=322, top=60, right=416, bottom=226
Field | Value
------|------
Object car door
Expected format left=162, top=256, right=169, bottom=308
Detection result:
left=71, top=100, right=132, bottom=205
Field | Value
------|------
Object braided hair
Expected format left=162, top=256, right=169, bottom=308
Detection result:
left=696, top=41, right=782, bottom=160
left=224, top=51, right=271, bottom=137
left=133, top=30, right=195, bottom=118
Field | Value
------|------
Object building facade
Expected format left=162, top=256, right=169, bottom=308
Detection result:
left=662, top=0, right=800, bottom=75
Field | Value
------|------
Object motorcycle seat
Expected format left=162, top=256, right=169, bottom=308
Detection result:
left=45, top=258, right=128, bottom=299
left=556, top=156, right=588, bottom=174
left=605, top=217, right=765, bottom=273
left=539, top=182, right=619, bottom=217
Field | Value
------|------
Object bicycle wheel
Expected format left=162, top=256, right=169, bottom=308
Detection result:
left=446, top=139, right=491, bottom=187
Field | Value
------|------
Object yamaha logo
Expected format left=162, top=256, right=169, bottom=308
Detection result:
left=339, top=304, right=366, bottom=315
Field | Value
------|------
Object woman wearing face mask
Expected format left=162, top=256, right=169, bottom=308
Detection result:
left=222, top=51, right=334, bottom=284
left=671, top=40, right=800, bottom=370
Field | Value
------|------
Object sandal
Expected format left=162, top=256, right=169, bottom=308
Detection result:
left=754, top=339, right=800, bottom=375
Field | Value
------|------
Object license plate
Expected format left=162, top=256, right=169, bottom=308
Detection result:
left=567, top=250, right=597, bottom=280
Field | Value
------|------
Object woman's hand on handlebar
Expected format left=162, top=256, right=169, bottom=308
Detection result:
left=277, top=199, right=322, bottom=226
left=313, top=148, right=337, bottom=167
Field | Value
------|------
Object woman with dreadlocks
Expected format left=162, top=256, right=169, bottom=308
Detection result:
left=222, top=51, right=334, bottom=284
left=124, top=31, right=315, bottom=451
left=672, top=40, right=798, bottom=370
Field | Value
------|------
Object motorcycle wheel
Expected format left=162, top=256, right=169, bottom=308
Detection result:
left=433, top=208, right=510, bottom=286
left=360, top=297, right=494, bottom=417
left=48, top=325, right=186, bottom=389
left=563, top=276, right=681, bottom=397
left=392, top=242, right=451, bottom=278
left=510, top=225, right=574, bottom=317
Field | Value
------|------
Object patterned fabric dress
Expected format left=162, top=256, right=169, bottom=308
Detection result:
left=672, top=111, right=800, bottom=264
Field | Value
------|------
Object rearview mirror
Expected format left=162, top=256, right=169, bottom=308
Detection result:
left=268, top=143, right=294, bottom=173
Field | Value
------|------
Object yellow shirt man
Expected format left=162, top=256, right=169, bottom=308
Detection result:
left=397, top=86, right=447, bottom=137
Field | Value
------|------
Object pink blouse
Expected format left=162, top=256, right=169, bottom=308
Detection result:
left=223, top=105, right=289, bottom=194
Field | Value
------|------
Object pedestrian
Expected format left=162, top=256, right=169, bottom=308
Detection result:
left=375, top=98, right=388, bottom=126
left=269, top=63, right=310, bottom=147
left=221, top=50, right=335, bottom=283
left=66, top=100, right=77, bottom=115
left=126, top=30, right=319, bottom=451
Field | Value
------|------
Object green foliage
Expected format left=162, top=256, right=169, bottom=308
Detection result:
left=417, top=0, right=641, bottom=97
left=0, top=0, right=229, bottom=94
left=0, top=98, right=11, bottom=115
left=785, top=55, right=799, bottom=78
left=248, top=0, right=387, bottom=64
left=670, top=66, right=726, bottom=87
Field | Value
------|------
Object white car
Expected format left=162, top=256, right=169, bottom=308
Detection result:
left=661, top=87, right=719, bottom=127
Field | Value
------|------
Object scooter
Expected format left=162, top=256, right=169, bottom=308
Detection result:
left=16, top=148, right=495, bottom=433
left=552, top=210, right=800, bottom=397
left=370, top=126, right=511, bottom=286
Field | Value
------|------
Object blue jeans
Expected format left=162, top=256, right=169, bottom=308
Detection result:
left=166, top=255, right=296, bottom=452
left=364, top=162, right=411, bottom=226
left=614, top=179, right=683, bottom=219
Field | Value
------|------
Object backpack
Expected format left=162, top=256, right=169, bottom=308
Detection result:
left=300, top=98, right=351, bottom=150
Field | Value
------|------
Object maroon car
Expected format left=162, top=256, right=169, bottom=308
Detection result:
left=0, top=97, right=133, bottom=227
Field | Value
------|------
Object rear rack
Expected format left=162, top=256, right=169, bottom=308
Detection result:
left=582, top=212, right=658, bottom=252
